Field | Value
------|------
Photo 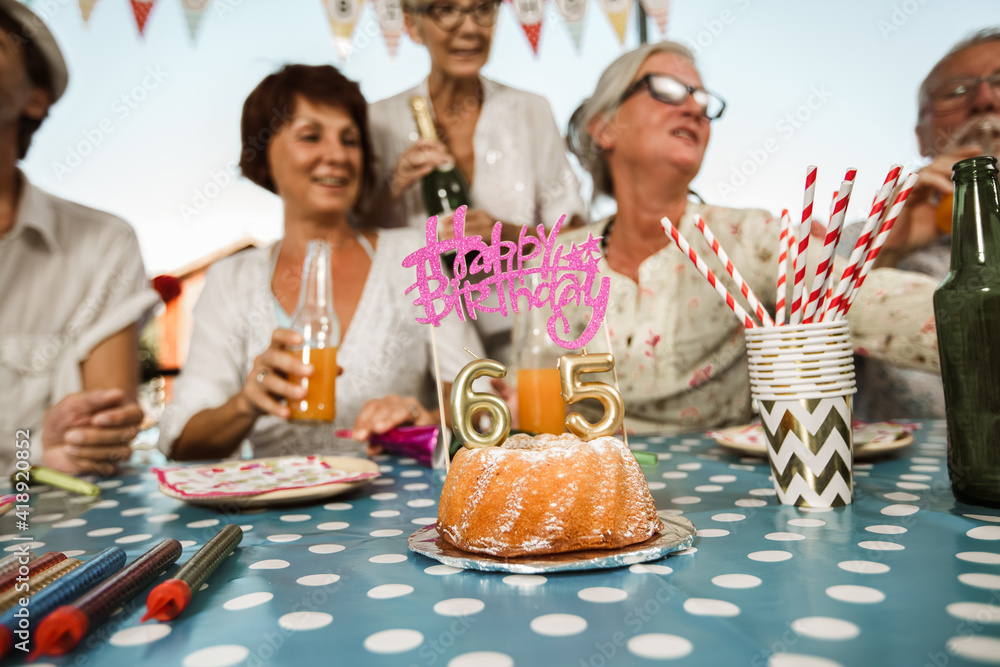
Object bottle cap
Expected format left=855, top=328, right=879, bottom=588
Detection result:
left=29, top=605, right=89, bottom=658
left=141, top=579, right=192, bottom=622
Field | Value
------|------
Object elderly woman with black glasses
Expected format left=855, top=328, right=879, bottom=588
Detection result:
left=368, top=0, right=586, bottom=363
left=539, top=42, right=942, bottom=434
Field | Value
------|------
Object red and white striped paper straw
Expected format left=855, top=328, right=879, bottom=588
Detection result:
left=661, top=217, right=758, bottom=329
left=775, top=209, right=792, bottom=325
left=694, top=216, right=775, bottom=327
left=822, top=166, right=902, bottom=321
left=802, top=179, right=854, bottom=323
left=790, top=165, right=818, bottom=323
left=838, top=172, right=918, bottom=317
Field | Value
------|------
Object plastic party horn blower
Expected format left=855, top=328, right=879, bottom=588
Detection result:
left=0, top=547, right=126, bottom=658
left=30, top=539, right=182, bottom=659
left=143, top=525, right=243, bottom=622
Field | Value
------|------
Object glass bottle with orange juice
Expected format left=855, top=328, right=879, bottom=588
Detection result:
left=515, top=277, right=567, bottom=435
left=288, top=240, right=340, bottom=422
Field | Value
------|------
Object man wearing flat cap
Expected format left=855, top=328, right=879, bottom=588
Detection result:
left=0, top=0, right=159, bottom=475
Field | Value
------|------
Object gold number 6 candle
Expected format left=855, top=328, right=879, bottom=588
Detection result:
left=558, top=353, right=624, bottom=440
left=449, top=359, right=512, bottom=449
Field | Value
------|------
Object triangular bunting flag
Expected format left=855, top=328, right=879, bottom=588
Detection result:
left=597, top=0, right=629, bottom=44
left=322, top=0, right=366, bottom=61
left=180, top=0, right=211, bottom=42
left=78, top=0, right=99, bottom=22
left=374, top=0, right=403, bottom=59
left=510, top=0, right=545, bottom=55
left=553, top=0, right=586, bottom=54
left=638, top=0, right=669, bottom=37
left=130, top=0, right=157, bottom=36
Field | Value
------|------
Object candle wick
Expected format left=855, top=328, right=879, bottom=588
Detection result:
left=462, top=347, right=480, bottom=359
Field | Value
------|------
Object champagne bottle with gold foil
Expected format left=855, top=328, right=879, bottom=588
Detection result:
left=408, top=96, right=472, bottom=219
left=933, top=156, right=1000, bottom=507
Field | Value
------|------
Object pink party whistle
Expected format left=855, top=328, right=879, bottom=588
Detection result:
left=336, top=425, right=439, bottom=467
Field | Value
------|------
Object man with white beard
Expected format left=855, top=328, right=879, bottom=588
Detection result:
left=847, top=28, right=999, bottom=420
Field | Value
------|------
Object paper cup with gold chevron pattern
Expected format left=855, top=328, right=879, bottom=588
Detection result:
left=746, top=323, right=856, bottom=507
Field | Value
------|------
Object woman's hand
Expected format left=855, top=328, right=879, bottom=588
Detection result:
left=490, top=378, right=519, bottom=430
left=351, top=394, right=435, bottom=445
left=240, top=328, right=312, bottom=420
left=437, top=208, right=497, bottom=241
left=390, top=139, right=453, bottom=199
left=877, top=146, right=980, bottom=267
left=42, top=388, right=143, bottom=476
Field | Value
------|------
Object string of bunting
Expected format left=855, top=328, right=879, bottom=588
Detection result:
left=54, top=0, right=669, bottom=56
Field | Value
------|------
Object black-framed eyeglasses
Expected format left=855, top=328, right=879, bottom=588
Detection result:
left=927, top=71, right=1000, bottom=112
left=620, top=74, right=726, bottom=120
left=417, top=0, right=501, bottom=31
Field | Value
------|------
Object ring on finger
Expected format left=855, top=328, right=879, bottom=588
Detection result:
left=256, top=369, right=268, bottom=384
left=407, top=402, right=420, bottom=420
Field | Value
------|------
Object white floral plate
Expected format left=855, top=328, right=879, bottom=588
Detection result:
left=710, top=421, right=918, bottom=461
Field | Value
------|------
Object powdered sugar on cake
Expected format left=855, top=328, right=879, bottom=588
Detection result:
left=436, top=433, right=664, bottom=557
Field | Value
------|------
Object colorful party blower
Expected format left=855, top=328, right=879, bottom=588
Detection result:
left=0, top=547, right=126, bottom=658
left=29, top=540, right=181, bottom=659
left=0, top=552, right=66, bottom=595
left=0, top=559, right=82, bottom=614
left=142, top=525, right=242, bottom=622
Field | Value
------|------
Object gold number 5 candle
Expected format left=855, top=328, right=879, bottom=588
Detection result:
left=449, top=359, right=512, bottom=449
left=558, top=353, right=624, bottom=440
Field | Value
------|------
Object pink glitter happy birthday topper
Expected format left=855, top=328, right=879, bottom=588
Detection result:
left=402, top=207, right=611, bottom=350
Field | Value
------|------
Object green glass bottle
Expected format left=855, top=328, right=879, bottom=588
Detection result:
left=933, top=156, right=1000, bottom=508
left=408, top=96, right=471, bottom=219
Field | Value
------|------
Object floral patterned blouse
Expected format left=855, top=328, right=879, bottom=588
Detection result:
left=543, top=203, right=940, bottom=434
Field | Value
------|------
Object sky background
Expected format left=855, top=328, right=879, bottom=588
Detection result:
left=18, top=0, right=1000, bottom=274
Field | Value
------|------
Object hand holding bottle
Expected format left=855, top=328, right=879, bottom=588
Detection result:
left=390, top=139, right=453, bottom=199
left=876, top=146, right=980, bottom=267
left=436, top=207, right=496, bottom=241
left=241, top=328, right=312, bottom=420
left=242, top=328, right=345, bottom=420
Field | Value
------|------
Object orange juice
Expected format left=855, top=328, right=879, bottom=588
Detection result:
left=517, top=367, right=566, bottom=434
left=936, top=193, right=954, bottom=233
left=288, top=346, right=337, bottom=422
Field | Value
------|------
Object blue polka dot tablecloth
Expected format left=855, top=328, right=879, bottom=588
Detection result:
left=2, top=419, right=1000, bottom=667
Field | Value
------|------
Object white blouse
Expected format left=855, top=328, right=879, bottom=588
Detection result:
left=158, top=229, right=484, bottom=459
left=368, top=76, right=587, bottom=232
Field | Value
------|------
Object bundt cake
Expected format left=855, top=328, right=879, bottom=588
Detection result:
left=437, top=433, right=663, bottom=557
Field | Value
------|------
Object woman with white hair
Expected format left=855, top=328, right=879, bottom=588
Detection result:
left=545, top=41, right=942, bottom=433
left=367, top=0, right=586, bottom=362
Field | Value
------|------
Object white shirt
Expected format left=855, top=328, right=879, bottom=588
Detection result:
left=158, top=228, right=484, bottom=459
left=0, top=174, right=159, bottom=468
